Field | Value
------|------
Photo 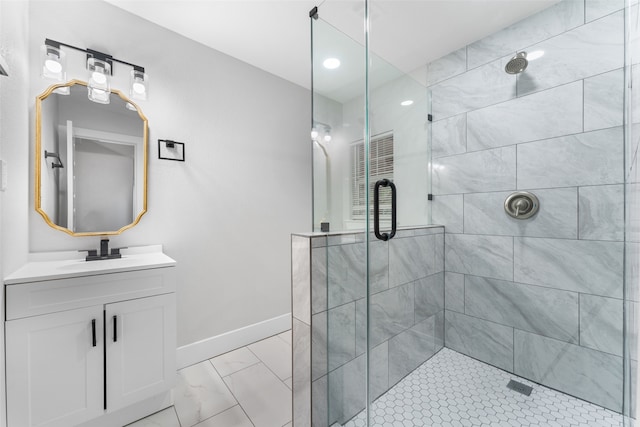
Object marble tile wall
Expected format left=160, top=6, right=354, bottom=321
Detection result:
left=428, top=0, right=626, bottom=413
left=292, top=227, right=444, bottom=426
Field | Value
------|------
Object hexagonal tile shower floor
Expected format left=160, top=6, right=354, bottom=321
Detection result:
left=342, top=348, right=623, bottom=427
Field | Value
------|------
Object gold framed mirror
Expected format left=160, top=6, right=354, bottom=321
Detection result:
left=35, top=80, right=148, bottom=236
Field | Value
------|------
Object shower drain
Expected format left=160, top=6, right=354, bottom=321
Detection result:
left=507, top=379, right=533, bottom=396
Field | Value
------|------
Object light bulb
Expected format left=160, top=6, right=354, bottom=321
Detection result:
left=311, top=128, right=319, bottom=140
left=132, top=82, right=146, bottom=94
left=400, top=100, right=414, bottom=106
left=45, top=59, right=62, bottom=73
left=323, top=58, right=340, bottom=69
left=324, top=134, right=332, bottom=142
left=92, top=71, right=107, bottom=84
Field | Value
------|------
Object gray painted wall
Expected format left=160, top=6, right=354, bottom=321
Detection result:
left=429, top=0, right=625, bottom=411
left=9, top=0, right=311, bottom=350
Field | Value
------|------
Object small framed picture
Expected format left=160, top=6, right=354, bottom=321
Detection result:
left=158, top=139, right=185, bottom=162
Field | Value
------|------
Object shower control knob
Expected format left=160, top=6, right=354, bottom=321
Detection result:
left=504, top=191, right=539, bottom=219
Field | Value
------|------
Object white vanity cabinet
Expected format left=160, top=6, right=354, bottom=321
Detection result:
left=3, top=247, right=177, bottom=427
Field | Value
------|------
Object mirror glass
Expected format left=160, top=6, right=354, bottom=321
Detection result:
left=36, top=80, right=148, bottom=236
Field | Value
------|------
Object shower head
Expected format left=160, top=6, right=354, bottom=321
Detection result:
left=505, top=52, right=528, bottom=74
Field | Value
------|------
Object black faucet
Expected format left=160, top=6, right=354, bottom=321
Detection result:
left=82, top=238, right=125, bottom=261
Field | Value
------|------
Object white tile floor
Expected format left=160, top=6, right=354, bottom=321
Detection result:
left=343, top=348, right=624, bottom=427
left=128, top=332, right=626, bottom=427
left=126, top=331, right=292, bottom=427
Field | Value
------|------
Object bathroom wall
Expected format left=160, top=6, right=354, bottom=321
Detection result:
left=0, top=1, right=30, bottom=425
left=2, top=0, right=310, bottom=356
left=625, top=0, right=640, bottom=421
left=429, top=0, right=625, bottom=411
left=292, top=226, right=444, bottom=426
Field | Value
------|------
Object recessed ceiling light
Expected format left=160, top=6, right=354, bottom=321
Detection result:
left=401, top=100, right=414, bottom=106
left=323, top=58, right=340, bottom=69
left=527, top=50, right=544, bottom=61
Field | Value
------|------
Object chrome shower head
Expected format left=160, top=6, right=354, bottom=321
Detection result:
left=505, top=52, right=528, bottom=74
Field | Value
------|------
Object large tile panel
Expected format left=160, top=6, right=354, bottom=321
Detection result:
left=514, top=330, right=623, bottom=412
left=327, top=242, right=366, bottom=308
left=292, top=235, right=310, bottom=325
left=514, top=237, right=624, bottom=298
left=580, top=294, right=623, bottom=357
left=426, top=47, right=467, bottom=87
left=389, top=234, right=441, bottom=287
left=432, top=194, right=463, bottom=233
left=517, top=12, right=624, bottom=96
left=578, top=184, right=624, bottom=241
left=466, top=0, right=584, bottom=69
left=433, top=146, right=516, bottom=195
left=327, top=303, right=356, bottom=372
left=517, top=127, right=624, bottom=189
left=444, top=310, right=514, bottom=372
left=311, top=311, right=327, bottom=381
left=444, top=272, right=464, bottom=313
left=414, top=273, right=445, bottom=323
left=584, top=69, right=624, bottom=132
left=311, top=246, right=327, bottom=315
left=467, top=81, right=583, bottom=151
left=465, top=276, right=579, bottom=342
left=389, top=315, right=441, bottom=386
left=464, top=188, right=578, bottom=238
left=292, top=319, right=310, bottom=427
left=431, top=59, right=516, bottom=120
left=432, top=113, right=466, bottom=158
left=445, top=233, right=513, bottom=281
left=586, top=0, right=624, bottom=22
left=369, top=283, right=414, bottom=347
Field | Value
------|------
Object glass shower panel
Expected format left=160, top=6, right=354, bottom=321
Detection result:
left=310, top=15, right=369, bottom=427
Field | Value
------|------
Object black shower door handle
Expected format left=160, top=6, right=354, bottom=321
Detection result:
left=374, top=179, right=397, bottom=241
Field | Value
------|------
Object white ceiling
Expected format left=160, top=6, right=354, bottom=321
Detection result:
left=105, top=0, right=560, bottom=91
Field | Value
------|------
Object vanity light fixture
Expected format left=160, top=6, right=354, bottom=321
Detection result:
left=130, top=67, right=148, bottom=101
left=40, top=42, right=66, bottom=81
left=40, top=38, right=148, bottom=105
left=311, top=122, right=332, bottom=142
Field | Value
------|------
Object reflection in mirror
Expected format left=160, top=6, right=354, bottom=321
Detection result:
left=36, top=80, right=147, bottom=236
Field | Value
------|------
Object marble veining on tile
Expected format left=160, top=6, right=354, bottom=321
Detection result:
left=369, top=283, right=415, bottom=347
left=292, top=236, right=311, bottom=325
left=444, top=272, right=465, bottom=313
left=389, top=315, right=441, bottom=386
left=445, top=233, right=514, bottom=281
left=514, top=237, right=623, bottom=298
left=223, top=362, right=292, bottom=427
left=173, top=361, right=238, bottom=427
left=514, top=330, right=623, bottom=412
left=426, top=47, right=467, bottom=87
left=210, top=347, right=259, bottom=378
left=327, top=302, right=357, bottom=371
left=584, top=69, right=624, bottom=132
left=580, top=294, right=623, bottom=357
left=193, top=405, right=253, bottom=427
left=579, top=184, right=624, bottom=241
left=327, top=243, right=366, bottom=308
left=389, top=234, right=440, bottom=287
left=466, top=0, right=584, bottom=69
left=414, top=273, right=444, bottom=323
left=311, top=246, right=327, bottom=315
left=586, top=0, right=625, bottom=22
left=433, top=146, right=516, bottom=195
left=248, top=334, right=292, bottom=381
left=444, top=310, right=514, bottom=372
left=517, top=11, right=624, bottom=96
left=464, top=188, right=578, bottom=239
left=432, top=113, right=466, bottom=158
left=431, top=194, right=463, bottom=233
left=517, top=127, right=624, bottom=190
left=464, top=275, right=579, bottom=343
left=431, top=59, right=516, bottom=120
left=467, top=81, right=583, bottom=151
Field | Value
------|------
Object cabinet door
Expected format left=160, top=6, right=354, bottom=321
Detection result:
left=105, top=293, right=176, bottom=412
left=6, top=306, right=104, bottom=427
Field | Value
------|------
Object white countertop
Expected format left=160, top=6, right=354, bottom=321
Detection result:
left=4, top=245, right=176, bottom=285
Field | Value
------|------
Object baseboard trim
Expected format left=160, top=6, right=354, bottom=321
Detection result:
left=176, top=313, right=292, bottom=369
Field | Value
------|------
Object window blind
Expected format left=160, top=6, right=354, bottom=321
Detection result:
left=351, top=133, right=394, bottom=219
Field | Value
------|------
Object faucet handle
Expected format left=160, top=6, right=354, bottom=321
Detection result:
left=78, top=249, right=98, bottom=257
left=110, top=247, right=128, bottom=256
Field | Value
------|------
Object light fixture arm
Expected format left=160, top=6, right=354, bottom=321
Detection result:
left=45, top=38, right=145, bottom=74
